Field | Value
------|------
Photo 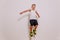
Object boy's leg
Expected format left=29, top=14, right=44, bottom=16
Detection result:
left=33, top=25, right=38, bottom=35
left=29, top=26, right=33, bottom=37
left=34, top=25, right=38, bottom=30
left=30, top=26, right=33, bottom=32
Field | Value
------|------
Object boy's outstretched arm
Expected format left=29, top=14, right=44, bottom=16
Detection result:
left=20, top=9, right=31, bottom=14
left=35, top=11, right=40, bottom=18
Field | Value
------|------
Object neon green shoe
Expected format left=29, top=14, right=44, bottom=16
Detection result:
left=33, top=30, right=36, bottom=35
left=30, top=32, right=33, bottom=37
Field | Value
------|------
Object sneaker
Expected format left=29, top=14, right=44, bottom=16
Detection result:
left=30, top=32, right=33, bottom=37
left=33, top=30, right=36, bottom=35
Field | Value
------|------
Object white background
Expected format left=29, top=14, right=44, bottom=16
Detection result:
left=0, top=0, right=60, bottom=40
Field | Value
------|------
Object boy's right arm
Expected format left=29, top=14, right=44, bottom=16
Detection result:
left=20, top=9, right=31, bottom=14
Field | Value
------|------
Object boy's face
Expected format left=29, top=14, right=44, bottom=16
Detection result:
left=31, top=4, right=36, bottom=10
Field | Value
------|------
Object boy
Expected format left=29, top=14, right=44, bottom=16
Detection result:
left=20, top=4, right=40, bottom=37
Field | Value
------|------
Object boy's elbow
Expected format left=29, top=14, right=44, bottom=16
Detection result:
left=20, top=12, right=23, bottom=14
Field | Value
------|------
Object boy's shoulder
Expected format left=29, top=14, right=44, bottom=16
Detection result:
left=28, top=9, right=37, bottom=12
left=31, top=9, right=37, bottom=11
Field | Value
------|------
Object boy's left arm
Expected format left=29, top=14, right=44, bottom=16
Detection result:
left=35, top=11, right=40, bottom=18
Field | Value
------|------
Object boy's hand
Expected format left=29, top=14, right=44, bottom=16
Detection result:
left=38, top=16, right=40, bottom=18
left=36, top=15, right=40, bottom=19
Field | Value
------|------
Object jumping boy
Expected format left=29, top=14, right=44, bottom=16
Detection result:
left=20, top=4, right=40, bottom=37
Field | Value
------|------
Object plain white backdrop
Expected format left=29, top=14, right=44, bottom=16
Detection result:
left=0, top=0, right=60, bottom=40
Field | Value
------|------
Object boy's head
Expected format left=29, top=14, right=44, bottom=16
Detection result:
left=31, top=4, right=36, bottom=10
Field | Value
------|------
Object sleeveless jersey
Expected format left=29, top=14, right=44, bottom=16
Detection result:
left=29, top=10, right=37, bottom=19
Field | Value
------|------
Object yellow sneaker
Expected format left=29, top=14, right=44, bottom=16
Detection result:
left=30, top=32, right=33, bottom=37
left=33, top=30, right=36, bottom=35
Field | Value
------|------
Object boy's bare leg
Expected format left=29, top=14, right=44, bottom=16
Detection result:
left=30, top=26, right=33, bottom=32
left=34, top=25, right=38, bottom=30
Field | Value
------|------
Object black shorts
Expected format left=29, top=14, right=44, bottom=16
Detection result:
left=30, top=19, right=38, bottom=26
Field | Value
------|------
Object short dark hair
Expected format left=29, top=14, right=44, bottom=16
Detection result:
left=32, top=4, right=36, bottom=6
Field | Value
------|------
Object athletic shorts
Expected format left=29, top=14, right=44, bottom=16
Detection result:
left=30, top=19, right=38, bottom=26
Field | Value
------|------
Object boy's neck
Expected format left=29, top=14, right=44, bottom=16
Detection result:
left=31, top=9, right=35, bottom=11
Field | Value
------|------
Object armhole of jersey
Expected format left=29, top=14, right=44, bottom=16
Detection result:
left=29, top=9, right=31, bottom=12
left=34, top=9, right=36, bottom=13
